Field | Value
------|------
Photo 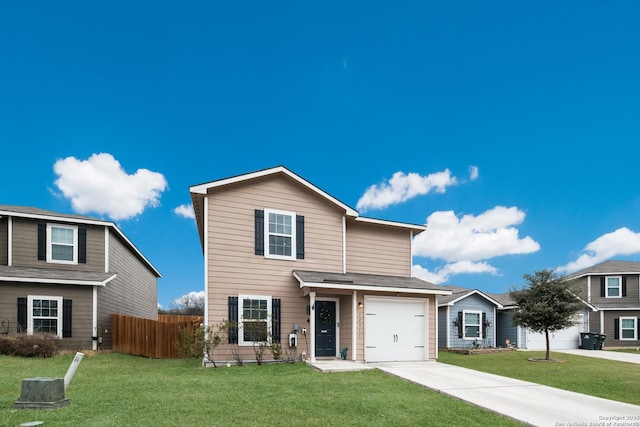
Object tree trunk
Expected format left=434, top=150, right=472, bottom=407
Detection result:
left=545, top=329, right=550, bottom=360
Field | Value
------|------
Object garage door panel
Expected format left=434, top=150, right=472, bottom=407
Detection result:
left=364, top=298, right=428, bottom=362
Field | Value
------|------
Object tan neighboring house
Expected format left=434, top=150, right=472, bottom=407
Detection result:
left=190, top=166, right=450, bottom=363
left=0, top=205, right=161, bottom=350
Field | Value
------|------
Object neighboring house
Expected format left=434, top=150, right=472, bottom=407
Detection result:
left=437, top=285, right=504, bottom=349
left=189, top=166, right=450, bottom=363
left=565, top=260, right=640, bottom=347
left=490, top=291, right=590, bottom=351
left=0, top=205, right=160, bottom=350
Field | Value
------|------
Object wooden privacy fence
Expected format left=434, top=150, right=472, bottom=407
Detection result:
left=112, top=314, right=203, bottom=359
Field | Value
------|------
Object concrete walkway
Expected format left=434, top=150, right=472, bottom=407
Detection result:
left=371, top=361, right=640, bottom=427
left=555, top=348, right=640, bottom=364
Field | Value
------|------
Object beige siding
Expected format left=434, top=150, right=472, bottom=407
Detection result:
left=0, top=217, right=7, bottom=266
left=206, top=176, right=345, bottom=361
left=346, top=221, right=412, bottom=277
left=97, top=231, right=158, bottom=349
left=0, top=283, right=93, bottom=350
left=10, top=217, right=105, bottom=271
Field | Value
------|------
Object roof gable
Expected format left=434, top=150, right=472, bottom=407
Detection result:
left=565, top=260, right=640, bottom=280
left=438, top=285, right=505, bottom=307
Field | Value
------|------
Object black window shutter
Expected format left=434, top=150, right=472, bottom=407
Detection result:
left=622, top=277, right=627, bottom=297
left=600, top=277, right=605, bottom=297
left=78, top=228, right=87, bottom=264
left=614, top=318, right=620, bottom=339
left=228, top=296, right=238, bottom=344
left=62, top=299, right=72, bottom=338
left=296, top=215, right=305, bottom=259
left=272, top=298, right=281, bottom=342
left=482, top=312, right=487, bottom=338
left=457, top=311, right=463, bottom=338
left=17, top=297, right=27, bottom=332
left=255, top=210, right=264, bottom=256
left=37, top=224, right=46, bottom=260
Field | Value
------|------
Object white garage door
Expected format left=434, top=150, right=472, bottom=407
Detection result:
left=526, top=314, right=584, bottom=350
left=364, top=297, right=428, bottom=362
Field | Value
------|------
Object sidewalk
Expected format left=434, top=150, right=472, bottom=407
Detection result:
left=555, top=348, right=640, bottom=364
left=371, top=361, right=640, bottom=427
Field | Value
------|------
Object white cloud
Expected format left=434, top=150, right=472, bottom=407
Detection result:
left=557, top=227, right=640, bottom=273
left=412, top=261, right=498, bottom=284
left=356, top=169, right=458, bottom=212
left=413, top=206, right=540, bottom=262
left=469, top=165, right=479, bottom=181
left=174, top=204, right=195, bottom=219
left=54, top=153, right=168, bottom=220
left=172, top=290, right=205, bottom=308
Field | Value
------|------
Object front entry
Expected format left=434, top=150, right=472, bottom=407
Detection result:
left=315, top=300, right=336, bottom=357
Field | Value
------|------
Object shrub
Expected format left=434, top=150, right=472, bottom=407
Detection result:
left=0, top=333, right=59, bottom=357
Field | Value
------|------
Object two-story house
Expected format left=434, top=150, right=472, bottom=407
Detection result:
left=0, top=205, right=161, bottom=350
left=189, top=166, right=450, bottom=364
left=566, top=260, right=640, bottom=347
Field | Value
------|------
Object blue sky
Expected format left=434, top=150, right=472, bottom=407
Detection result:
left=2, top=2, right=640, bottom=308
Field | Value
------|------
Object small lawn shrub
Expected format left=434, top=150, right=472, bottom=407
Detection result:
left=0, top=333, right=59, bottom=357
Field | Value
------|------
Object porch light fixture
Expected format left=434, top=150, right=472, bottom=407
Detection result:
left=358, top=302, right=363, bottom=308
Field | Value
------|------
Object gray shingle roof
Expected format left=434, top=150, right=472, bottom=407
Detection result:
left=0, top=205, right=103, bottom=222
left=565, top=260, right=640, bottom=279
left=0, top=265, right=116, bottom=286
left=293, top=270, right=450, bottom=294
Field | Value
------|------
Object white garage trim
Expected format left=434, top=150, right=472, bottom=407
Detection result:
left=364, top=296, right=429, bottom=362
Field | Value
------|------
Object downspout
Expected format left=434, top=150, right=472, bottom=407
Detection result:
left=434, top=296, right=438, bottom=359
left=446, top=305, right=450, bottom=348
left=7, top=216, right=12, bottom=266
left=204, top=197, right=209, bottom=329
left=600, top=310, right=604, bottom=334
left=342, top=217, right=346, bottom=273
left=92, top=286, right=98, bottom=351
left=310, top=292, right=316, bottom=363
left=587, top=276, right=591, bottom=303
left=352, top=290, right=357, bottom=361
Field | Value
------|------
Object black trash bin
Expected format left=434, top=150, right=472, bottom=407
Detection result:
left=595, top=334, right=606, bottom=350
left=579, top=333, right=596, bottom=350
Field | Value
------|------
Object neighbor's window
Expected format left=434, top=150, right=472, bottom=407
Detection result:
left=264, top=209, right=296, bottom=260
left=620, top=317, right=637, bottom=340
left=606, top=276, right=622, bottom=298
left=48, top=224, right=77, bottom=264
left=28, top=296, right=62, bottom=338
left=239, top=295, right=271, bottom=345
left=463, top=310, right=482, bottom=339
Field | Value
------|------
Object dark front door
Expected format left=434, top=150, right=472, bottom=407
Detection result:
left=315, top=300, right=336, bottom=357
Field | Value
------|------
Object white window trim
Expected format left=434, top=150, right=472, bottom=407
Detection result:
left=619, top=316, right=637, bottom=341
left=463, top=310, right=482, bottom=340
left=27, top=295, right=63, bottom=338
left=47, top=223, right=78, bottom=265
left=606, top=276, right=622, bottom=299
left=263, top=208, right=296, bottom=260
left=238, top=294, right=272, bottom=346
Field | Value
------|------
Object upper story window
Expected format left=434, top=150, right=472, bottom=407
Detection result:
left=254, top=209, right=304, bottom=260
left=38, top=223, right=87, bottom=265
left=47, top=224, right=78, bottom=264
left=605, top=276, right=622, bottom=298
left=265, top=209, right=296, bottom=259
left=463, top=310, right=482, bottom=339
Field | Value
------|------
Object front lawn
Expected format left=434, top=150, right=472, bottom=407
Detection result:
left=437, top=350, right=640, bottom=405
left=1, top=353, right=524, bottom=427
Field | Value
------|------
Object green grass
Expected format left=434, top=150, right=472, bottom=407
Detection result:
left=1, top=353, right=524, bottom=427
left=437, top=350, right=640, bottom=405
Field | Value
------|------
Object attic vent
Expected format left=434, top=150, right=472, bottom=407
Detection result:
left=324, top=279, right=354, bottom=284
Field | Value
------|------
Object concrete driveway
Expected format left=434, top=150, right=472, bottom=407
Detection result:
left=555, top=348, right=640, bottom=364
left=371, top=361, right=640, bottom=427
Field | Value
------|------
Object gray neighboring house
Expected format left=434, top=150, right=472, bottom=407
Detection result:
left=0, top=205, right=161, bottom=350
left=437, top=285, right=504, bottom=349
left=565, top=260, right=640, bottom=347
